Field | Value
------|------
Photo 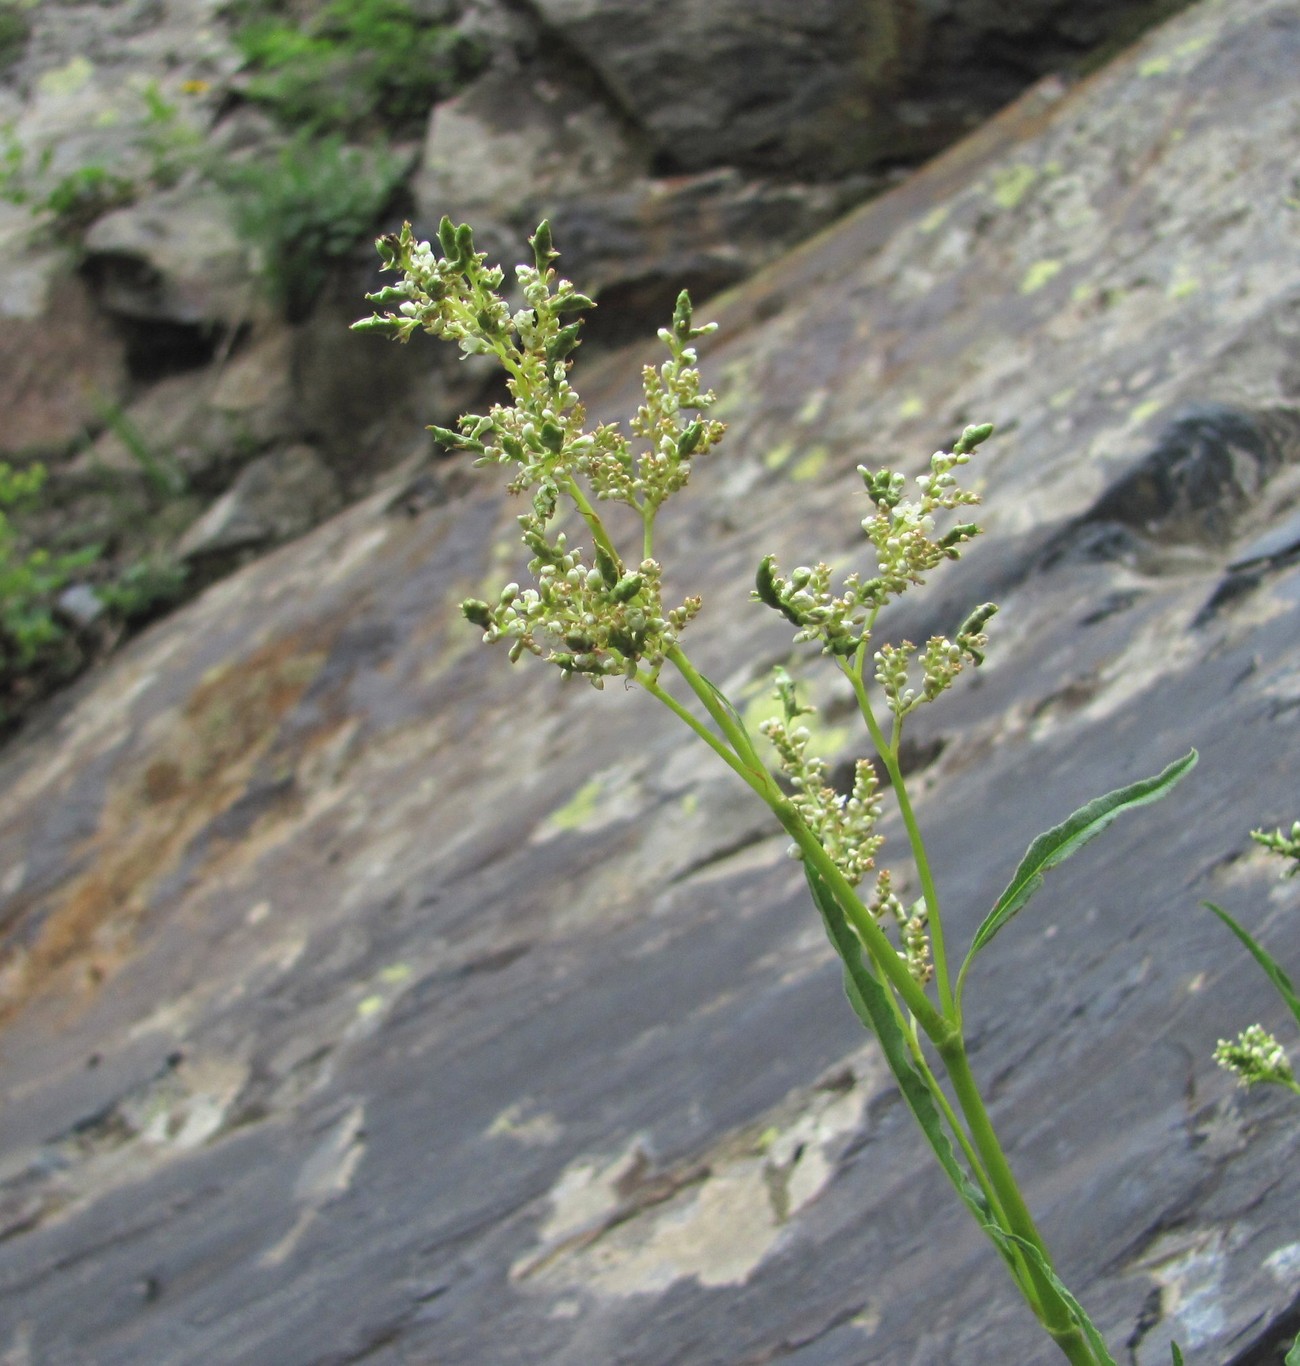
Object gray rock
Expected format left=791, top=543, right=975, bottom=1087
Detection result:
left=74, top=326, right=297, bottom=490
left=83, top=184, right=259, bottom=329
left=413, top=56, right=647, bottom=245
left=530, top=0, right=1192, bottom=176
left=174, top=442, right=341, bottom=561
left=0, top=246, right=127, bottom=456
left=55, top=583, right=106, bottom=629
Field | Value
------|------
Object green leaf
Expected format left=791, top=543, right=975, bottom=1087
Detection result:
left=1203, top=900, right=1300, bottom=1031
left=805, top=867, right=1012, bottom=1254
left=962, top=750, right=1197, bottom=976
left=694, top=666, right=763, bottom=770
left=1170, top=1344, right=1183, bottom=1366
left=1003, top=1235, right=1118, bottom=1365
left=1285, top=1330, right=1300, bottom=1366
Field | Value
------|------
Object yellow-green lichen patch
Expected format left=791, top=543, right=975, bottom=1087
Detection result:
left=1168, top=272, right=1201, bottom=300
left=546, top=777, right=602, bottom=832
left=919, top=203, right=951, bottom=234
left=789, top=446, right=829, bottom=483
left=1129, top=399, right=1164, bottom=427
left=538, top=764, right=644, bottom=840
left=37, top=56, right=94, bottom=96
left=488, top=1101, right=563, bottom=1146
left=1020, top=260, right=1064, bottom=295
left=796, top=388, right=829, bottom=424
left=763, top=441, right=795, bottom=471
left=991, top=164, right=1038, bottom=211
left=896, top=394, right=925, bottom=421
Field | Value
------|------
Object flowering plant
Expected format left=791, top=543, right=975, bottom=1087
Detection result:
left=356, top=220, right=1197, bottom=1364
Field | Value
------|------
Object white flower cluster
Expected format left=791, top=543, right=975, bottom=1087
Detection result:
left=754, top=426, right=995, bottom=677
left=1214, top=1023, right=1296, bottom=1089
left=355, top=220, right=725, bottom=684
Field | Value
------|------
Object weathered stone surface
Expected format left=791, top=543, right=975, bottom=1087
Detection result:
left=414, top=55, right=875, bottom=346
left=74, top=326, right=297, bottom=489
left=0, top=4, right=1299, bottom=1365
left=174, top=442, right=341, bottom=563
left=529, top=0, right=1191, bottom=176
left=0, top=242, right=128, bottom=456
left=83, top=184, right=259, bottom=330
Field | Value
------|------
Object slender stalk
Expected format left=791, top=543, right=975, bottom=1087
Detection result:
left=940, top=1036, right=1096, bottom=1363
left=840, top=658, right=956, bottom=1019
left=562, top=475, right=622, bottom=568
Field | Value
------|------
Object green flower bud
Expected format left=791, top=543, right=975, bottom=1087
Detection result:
left=455, top=222, right=476, bottom=263
left=552, top=292, right=597, bottom=317
left=595, top=545, right=621, bottom=587
left=676, top=422, right=702, bottom=459
left=612, top=573, right=644, bottom=602
left=350, top=316, right=400, bottom=335
left=954, top=422, right=995, bottom=455
left=530, top=220, right=557, bottom=272
left=461, top=598, right=492, bottom=628
left=546, top=322, right=583, bottom=367
left=438, top=216, right=459, bottom=263
left=540, top=421, right=565, bottom=453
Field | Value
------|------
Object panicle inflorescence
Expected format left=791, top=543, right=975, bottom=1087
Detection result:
left=760, top=669, right=883, bottom=885
left=754, top=425, right=997, bottom=693
left=354, top=220, right=725, bottom=685
left=1251, top=820, right=1300, bottom=876
left=1214, top=1023, right=1297, bottom=1090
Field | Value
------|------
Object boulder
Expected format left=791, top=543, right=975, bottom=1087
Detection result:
left=174, top=441, right=341, bottom=564
left=74, top=326, right=297, bottom=491
left=83, top=184, right=259, bottom=332
left=1, top=3, right=1299, bottom=1365
left=0, top=233, right=127, bottom=456
left=530, top=0, right=1193, bottom=176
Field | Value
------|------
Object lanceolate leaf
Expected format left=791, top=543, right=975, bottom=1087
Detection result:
left=805, top=866, right=1017, bottom=1265
left=1284, top=1331, right=1300, bottom=1366
left=1004, top=1235, right=1119, bottom=1366
left=1203, top=900, right=1300, bottom=1030
left=961, top=750, right=1197, bottom=980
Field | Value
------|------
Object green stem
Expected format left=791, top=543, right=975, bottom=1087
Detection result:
left=653, top=647, right=949, bottom=1042
left=940, top=1037, right=1096, bottom=1363
left=665, top=644, right=766, bottom=776
left=639, top=672, right=770, bottom=803
left=840, top=659, right=956, bottom=1020
left=562, top=476, right=622, bottom=568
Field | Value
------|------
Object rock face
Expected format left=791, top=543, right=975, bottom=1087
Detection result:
left=2, top=2, right=1300, bottom=1364
left=528, top=0, right=1188, bottom=175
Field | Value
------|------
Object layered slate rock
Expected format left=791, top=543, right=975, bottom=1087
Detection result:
left=2, top=3, right=1300, bottom=1364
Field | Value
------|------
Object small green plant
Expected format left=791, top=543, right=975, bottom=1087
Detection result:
left=355, top=220, right=1199, bottom=1364
left=233, top=0, right=485, bottom=136
left=93, top=399, right=188, bottom=499
left=0, top=462, right=97, bottom=723
left=95, top=558, right=189, bottom=627
left=0, top=3, right=29, bottom=74
left=40, top=164, right=136, bottom=238
left=219, top=131, right=407, bottom=320
left=1206, top=824, right=1300, bottom=1094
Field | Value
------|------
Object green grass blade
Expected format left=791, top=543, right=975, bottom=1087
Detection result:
left=963, top=750, right=1197, bottom=973
left=1285, top=1331, right=1300, bottom=1366
left=1170, top=1343, right=1184, bottom=1365
left=805, top=866, right=1007, bottom=1240
left=1204, top=900, right=1300, bottom=1030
